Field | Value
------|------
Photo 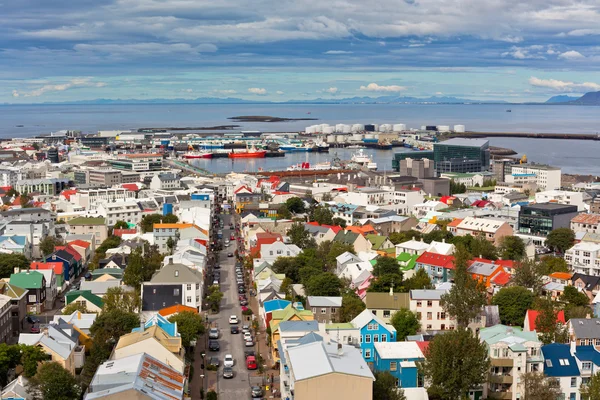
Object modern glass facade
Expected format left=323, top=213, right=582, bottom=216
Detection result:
left=518, top=204, right=578, bottom=236
left=433, top=139, right=490, bottom=173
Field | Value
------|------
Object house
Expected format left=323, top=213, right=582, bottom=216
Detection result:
left=270, top=303, right=314, bottom=362
left=158, top=304, right=198, bottom=319
left=80, top=280, right=129, bottom=297
left=306, top=296, right=342, bottom=324
left=394, top=239, right=429, bottom=257
left=141, top=260, right=203, bottom=312
left=523, top=309, right=566, bottom=333
left=410, top=289, right=455, bottom=333
left=450, top=216, right=513, bottom=245
left=67, top=217, right=108, bottom=246
left=351, top=309, right=397, bottom=366
left=540, top=343, right=582, bottom=400
left=9, top=271, right=46, bottom=313
left=96, top=200, right=142, bottom=227
left=567, top=318, right=600, bottom=348
left=45, top=245, right=82, bottom=282
left=338, top=261, right=373, bottom=284
left=0, top=281, right=27, bottom=339
left=365, top=234, right=394, bottom=253
left=479, top=325, right=544, bottom=400
left=112, top=325, right=185, bottom=373
left=150, top=172, right=181, bottom=190
left=570, top=273, right=600, bottom=301
left=65, top=290, right=104, bottom=313
left=261, top=299, right=292, bottom=328
left=335, top=251, right=362, bottom=275
left=304, top=222, right=340, bottom=245
left=132, top=313, right=179, bottom=338
left=565, top=242, right=600, bottom=276
left=1, top=376, right=29, bottom=400
left=333, top=230, right=372, bottom=254
left=415, top=252, right=455, bottom=284
left=258, top=240, right=301, bottom=264
left=571, top=213, right=600, bottom=234
left=1, top=208, right=55, bottom=258
left=535, top=190, right=588, bottom=211
left=153, top=223, right=208, bottom=255
left=363, top=292, right=410, bottom=325
left=357, top=216, right=418, bottom=236
left=467, top=260, right=506, bottom=288
left=90, top=268, right=124, bottom=282
left=396, top=252, right=419, bottom=274
left=26, top=268, right=56, bottom=309
left=52, top=311, right=97, bottom=348
left=30, top=261, right=66, bottom=293
left=0, top=235, right=30, bottom=258
left=411, top=200, right=446, bottom=219
left=373, top=341, right=426, bottom=389
left=282, top=340, right=374, bottom=400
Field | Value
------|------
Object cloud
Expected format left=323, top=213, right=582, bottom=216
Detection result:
left=12, top=77, right=107, bottom=97
left=248, top=87, right=267, bottom=95
left=181, top=88, right=193, bottom=93
left=435, top=92, right=443, bottom=95
left=325, top=87, right=339, bottom=94
left=324, top=50, right=353, bottom=55
left=558, top=50, right=585, bottom=60
left=359, top=83, right=406, bottom=92
left=276, top=91, right=284, bottom=95
left=73, top=42, right=218, bottom=56
left=501, top=46, right=546, bottom=60
left=213, top=89, right=237, bottom=95
left=528, top=76, right=600, bottom=92
left=497, top=35, right=523, bottom=43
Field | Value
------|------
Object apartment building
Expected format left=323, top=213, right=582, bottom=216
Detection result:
left=518, top=203, right=579, bottom=236
left=565, top=242, right=600, bottom=276
left=88, top=169, right=122, bottom=186
left=67, top=217, right=108, bottom=246
left=96, top=200, right=142, bottom=227
left=448, top=216, right=513, bottom=245
left=70, top=187, right=136, bottom=210
left=535, top=190, right=589, bottom=211
left=509, top=163, right=561, bottom=190
left=107, top=153, right=163, bottom=176
left=15, top=178, right=69, bottom=196
left=571, top=213, right=600, bottom=235
left=409, top=289, right=455, bottom=332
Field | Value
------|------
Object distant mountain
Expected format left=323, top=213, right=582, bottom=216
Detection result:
left=42, top=97, right=261, bottom=105
left=569, top=91, right=600, bottom=105
left=545, top=95, right=579, bottom=104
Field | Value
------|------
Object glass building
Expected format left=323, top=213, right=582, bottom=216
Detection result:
left=518, top=203, right=578, bottom=236
left=433, top=138, right=490, bottom=173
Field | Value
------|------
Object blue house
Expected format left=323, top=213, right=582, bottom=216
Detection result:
left=541, top=343, right=581, bottom=400
left=351, top=309, right=396, bottom=365
left=132, top=313, right=179, bottom=337
left=373, top=341, right=425, bottom=388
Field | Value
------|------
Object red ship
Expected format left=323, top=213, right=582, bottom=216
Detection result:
left=228, top=147, right=266, bottom=158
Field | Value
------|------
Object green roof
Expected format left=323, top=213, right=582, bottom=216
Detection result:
left=10, top=271, right=45, bottom=289
left=396, top=252, right=419, bottom=271
left=65, top=290, right=104, bottom=309
left=370, top=259, right=377, bottom=267
left=68, top=217, right=106, bottom=226
left=334, top=231, right=359, bottom=245
left=325, top=323, right=355, bottom=330
left=366, top=234, right=389, bottom=250
left=91, top=268, right=124, bottom=280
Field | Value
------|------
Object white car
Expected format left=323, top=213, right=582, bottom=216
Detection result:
left=243, top=332, right=252, bottom=341
left=229, top=315, right=239, bottom=324
left=224, top=354, right=234, bottom=367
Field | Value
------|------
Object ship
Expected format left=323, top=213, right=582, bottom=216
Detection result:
left=183, top=151, right=212, bottom=159
left=228, top=146, right=267, bottom=158
left=351, top=149, right=377, bottom=170
left=287, top=161, right=333, bottom=171
left=279, top=142, right=315, bottom=152
left=315, top=141, right=330, bottom=152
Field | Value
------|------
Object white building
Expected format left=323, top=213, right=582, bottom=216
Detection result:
left=509, top=164, right=561, bottom=190
left=150, top=173, right=181, bottom=191
left=70, top=188, right=136, bottom=210
left=570, top=213, right=600, bottom=235
left=535, top=190, right=589, bottom=211
left=564, top=241, right=600, bottom=276
left=0, top=167, right=19, bottom=187
left=411, top=200, right=446, bottom=219
left=96, top=200, right=142, bottom=227
left=410, top=289, right=455, bottom=332
left=440, top=172, right=493, bottom=188
left=393, top=189, right=425, bottom=215
left=337, top=188, right=396, bottom=207
left=258, top=240, right=301, bottom=264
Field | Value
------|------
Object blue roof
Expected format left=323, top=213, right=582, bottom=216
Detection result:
left=574, top=346, right=600, bottom=366
left=292, top=332, right=323, bottom=346
left=277, top=340, right=287, bottom=367
left=0, top=235, right=27, bottom=246
left=541, top=344, right=580, bottom=377
left=132, top=314, right=179, bottom=338
left=263, top=299, right=291, bottom=313
left=278, top=320, right=318, bottom=333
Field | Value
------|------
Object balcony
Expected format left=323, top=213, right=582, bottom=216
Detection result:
left=491, top=358, right=514, bottom=367
left=488, top=391, right=513, bottom=400
left=489, top=374, right=513, bottom=384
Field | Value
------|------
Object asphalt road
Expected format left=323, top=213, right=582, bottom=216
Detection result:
left=208, top=213, right=256, bottom=400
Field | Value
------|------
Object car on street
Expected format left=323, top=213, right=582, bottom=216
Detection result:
left=243, top=332, right=252, bottom=341
left=224, top=239, right=230, bottom=246
left=209, top=357, right=219, bottom=368
left=213, top=264, right=221, bottom=269
left=209, top=340, right=220, bottom=351
left=26, top=316, right=40, bottom=324
left=246, top=355, right=258, bottom=370
left=241, top=306, right=249, bottom=312
left=223, top=366, right=234, bottom=379
left=30, top=325, right=40, bottom=333
left=239, top=298, right=248, bottom=306
left=209, top=328, right=219, bottom=339
left=245, top=338, right=254, bottom=347
left=227, top=252, right=234, bottom=257
left=229, top=315, right=239, bottom=324
left=230, top=234, right=235, bottom=240
left=224, top=354, right=234, bottom=367
left=251, top=386, right=264, bottom=398
left=242, top=325, right=251, bottom=334
left=212, top=279, right=219, bottom=286
left=231, top=325, right=239, bottom=334
left=238, top=287, right=246, bottom=294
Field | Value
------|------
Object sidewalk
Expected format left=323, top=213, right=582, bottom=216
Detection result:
left=190, top=332, right=208, bottom=400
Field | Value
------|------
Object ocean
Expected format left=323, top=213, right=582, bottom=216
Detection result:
left=1, top=103, right=599, bottom=174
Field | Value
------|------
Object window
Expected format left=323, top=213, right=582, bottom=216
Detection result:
left=196, top=283, right=200, bottom=290
left=427, top=300, right=433, bottom=307
left=416, top=301, right=422, bottom=307
left=383, top=310, right=391, bottom=318
left=331, top=308, right=336, bottom=313
left=582, top=362, right=592, bottom=371
left=440, top=312, right=446, bottom=320
left=187, top=284, right=192, bottom=291
left=569, top=394, right=576, bottom=400
left=174, top=288, right=180, bottom=296
left=365, top=335, right=371, bottom=343
left=374, top=334, right=379, bottom=342
left=427, top=312, right=432, bottom=320
left=596, top=339, right=600, bottom=346
left=312, top=308, right=317, bottom=313
left=381, top=334, right=387, bottom=342
left=186, top=296, right=192, bottom=303
left=570, top=377, right=577, bottom=387
left=367, top=323, right=379, bottom=330
left=390, top=361, right=397, bottom=371
left=321, top=308, right=327, bottom=314
left=364, top=349, right=371, bottom=358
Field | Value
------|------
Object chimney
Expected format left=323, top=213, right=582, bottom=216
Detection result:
left=169, top=257, right=174, bottom=265
left=337, top=342, right=343, bottom=356
left=420, top=237, right=424, bottom=242
left=442, top=238, right=445, bottom=243
left=14, top=267, right=20, bottom=274
left=389, top=286, right=394, bottom=296
left=140, top=320, right=145, bottom=333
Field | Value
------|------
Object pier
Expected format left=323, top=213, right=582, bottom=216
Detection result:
left=164, top=159, right=213, bottom=176
left=448, top=132, right=600, bottom=140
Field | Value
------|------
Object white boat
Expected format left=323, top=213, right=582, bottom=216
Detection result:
left=347, top=144, right=366, bottom=149
left=351, top=149, right=377, bottom=170
left=286, top=161, right=333, bottom=171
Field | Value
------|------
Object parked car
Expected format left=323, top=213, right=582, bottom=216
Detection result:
left=209, top=340, right=220, bottom=351
left=245, top=339, right=254, bottom=347
left=209, top=357, right=219, bottom=368
left=30, top=325, right=40, bottom=333
left=213, top=264, right=221, bottom=269
left=224, top=354, right=234, bottom=367
left=209, top=328, right=219, bottom=339
left=231, top=325, right=240, bottom=334
left=238, top=287, right=246, bottom=294
left=26, top=316, right=40, bottom=324
left=243, top=332, right=252, bottom=342
left=242, top=325, right=251, bottom=334
left=239, top=299, right=248, bottom=306
left=246, top=355, right=258, bottom=370
left=241, top=306, right=249, bottom=312
left=251, top=386, right=264, bottom=398
left=227, top=253, right=234, bottom=257
left=230, top=234, right=235, bottom=240
left=229, top=315, right=239, bottom=324
left=223, top=366, right=234, bottom=379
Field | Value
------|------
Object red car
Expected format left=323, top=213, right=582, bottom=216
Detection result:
left=241, top=306, right=249, bottom=312
left=246, top=355, right=258, bottom=370
left=230, top=234, right=235, bottom=240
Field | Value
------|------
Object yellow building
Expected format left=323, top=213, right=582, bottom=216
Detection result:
left=269, top=304, right=314, bottom=362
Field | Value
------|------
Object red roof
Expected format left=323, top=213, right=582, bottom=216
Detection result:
left=306, top=221, right=343, bottom=234
left=471, top=200, right=491, bottom=208
left=345, top=225, right=377, bottom=236
left=60, top=189, right=78, bottom=201
left=416, top=252, right=455, bottom=269
left=158, top=304, right=198, bottom=317
left=30, top=261, right=64, bottom=274
left=113, top=229, right=137, bottom=237
left=55, top=245, right=82, bottom=261
left=273, top=191, right=291, bottom=195
left=234, top=185, right=253, bottom=194
left=416, top=341, right=430, bottom=355
left=525, top=309, right=565, bottom=332
left=68, top=239, right=91, bottom=249
left=121, top=184, right=140, bottom=192
left=21, top=146, right=36, bottom=151
left=447, top=218, right=463, bottom=228
left=491, top=271, right=511, bottom=286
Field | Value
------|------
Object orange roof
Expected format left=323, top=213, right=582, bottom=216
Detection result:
left=68, top=239, right=91, bottom=249
left=345, top=225, right=376, bottom=236
left=571, top=213, right=600, bottom=225
left=447, top=218, right=464, bottom=228
left=306, top=221, right=343, bottom=234
left=416, top=341, right=430, bottom=355
left=55, top=245, right=82, bottom=261
left=158, top=304, right=198, bottom=317
left=153, top=223, right=194, bottom=229
left=30, top=261, right=64, bottom=274
left=525, top=309, right=565, bottom=332
left=549, top=272, right=573, bottom=281
left=60, top=189, right=78, bottom=201
left=113, top=229, right=137, bottom=237
left=491, top=271, right=511, bottom=286
left=121, top=184, right=140, bottom=192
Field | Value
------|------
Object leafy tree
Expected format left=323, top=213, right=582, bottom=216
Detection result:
left=271, top=257, right=302, bottom=283
left=418, top=329, right=489, bottom=400
left=513, top=258, right=545, bottom=295
left=581, top=371, right=600, bottom=400
left=492, top=286, right=535, bottom=326
left=561, top=285, right=590, bottom=307
left=449, top=234, right=474, bottom=250
left=113, top=220, right=129, bottom=229
left=449, top=180, right=467, bottom=195
left=277, top=204, right=292, bottom=219
left=0, top=343, right=23, bottom=386
left=287, top=222, right=316, bottom=249
left=280, top=277, right=293, bottom=299
left=305, top=272, right=342, bottom=296
left=102, top=286, right=141, bottom=313
left=40, top=236, right=62, bottom=257
left=521, top=371, right=562, bottom=399
left=368, top=272, right=403, bottom=293
left=498, top=235, right=526, bottom=260
left=534, top=298, right=565, bottom=345
left=89, top=235, right=123, bottom=270
left=339, top=292, right=366, bottom=322
left=545, top=227, right=575, bottom=253
left=140, top=213, right=178, bottom=233
left=565, top=305, right=591, bottom=320
left=440, top=246, right=487, bottom=328
left=19, top=192, right=32, bottom=208
left=166, top=236, right=176, bottom=254
left=206, top=390, right=218, bottom=400
left=0, top=253, right=30, bottom=278
left=207, top=285, right=224, bottom=312
left=538, top=255, right=569, bottom=275
left=285, top=197, right=306, bottom=213
left=390, top=308, right=420, bottom=340
left=28, top=362, right=81, bottom=400
left=142, top=242, right=164, bottom=281
left=470, top=234, right=497, bottom=260
left=6, top=187, right=18, bottom=198
left=20, top=344, right=50, bottom=378
left=332, top=217, right=347, bottom=228
left=296, top=248, right=325, bottom=271
left=309, top=206, right=334, bottom=225
left=123, top=247, right=144, bottom=289
left=62, top=302, right=90, bottom=315
left=321, top=192, right=333, bottom=202
left=321, top=241, right=355, bottom=271
left=168, top=311, right=205, bottom=347
left=389, top=230, right=421, bottom=245
left=372, top=257, right=400, bottom=277
left=373, top=371, right=406, bottom=400
left=422, top=230, right=453, bottom=244
left=403, top=268, right=433, bottom=291
left=91, top=309, right=140, bottom=346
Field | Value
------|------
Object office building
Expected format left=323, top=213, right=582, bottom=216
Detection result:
left=518, top=203, right=578, bottom=236
left=392, top=151, right=434, bottom=172
left=433, top=138, right=490, bottom=174
left=399, top=158, right=435, bottom=178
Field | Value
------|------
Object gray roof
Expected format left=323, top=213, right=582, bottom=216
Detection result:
left=410, top=289, right=446, bottom=301
left=1, top=207, right=51, bottom=216
left=307, top=296, right=342, bottom=308
left=436, top=138, right=489, bottom=148
left=80, top=280, right=125, bottom=296
left=569, top=318, right=600, bottom=339
left=278, top=320, right=319, bottom=333
left=468, top=261, right=501, bottom=277
left=150, top=262, right=202, bottom=284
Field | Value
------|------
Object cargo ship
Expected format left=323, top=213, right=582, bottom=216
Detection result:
left=183, top=151, right=212, bottom=159
left=351, top=149, right=377, bottom=170
left=228, top=146, right=267, bottom=158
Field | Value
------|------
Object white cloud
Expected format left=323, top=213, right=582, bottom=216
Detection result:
left=181, top=88, right=193, bottom=93
left=324, top=50, right=353, bottom=55
left=563, top=29, right=600, bottom=37
left=74, top=42, right=217, bottom=56
left=325, top=87, right=339, bottom=94
left=497, top=35, right=523, bottom=43
left=501, top=46, right=546, bottom=60
left=528, top=76, right=600, bottom=92
left=12, top=78, right=107, bottom=97
left=248, top=87, right=267, bottom=95
left=435, top=92, right=443, bottom=95
left=558, top=50, right=585, bottom=60
left=359, top=83, right=406, bottom=92
left=276, top=91, right=284, bottom=95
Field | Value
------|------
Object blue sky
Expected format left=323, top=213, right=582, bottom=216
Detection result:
left=2, top=0, right=600, bottom=103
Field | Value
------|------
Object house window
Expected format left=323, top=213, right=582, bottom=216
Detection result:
left=440, top=312, right=446, bottom=320
left=582, top=362, right=592, bottom=371
left=186, top=296, right=192, bottom=303
left=367, top=323, right=379, bottom=330
left=390, top=361, right=397, bottom=371
left=383, top=310, right=391, bottom=318
left=174, top=288, right=180, bottom=296
left=427, top=312, right=432, bottom=320
left=441, top=324, right=446, bottom=330
left=331, top=308, right=336, bottom=313
left=321, top=308, right=327, bottom=314
left=596, top=339, right=600, bottom=346
left=571, top=377, right=577, bottom=387
left=416, top=301, right=422, bottom=307
left=395, top=378, right=401, bottom=388
left=312, top=308, right=317, bottom=313
left=374, top=334, right=379, bottom=342
left=270, top=251, right=273, bottom=256
left=381, top=334, right=387, bottom=342
left=427, top=324, right=432, bottom=329
left=365, top=335, right=371, bottom=343
left=187, top=284, right=192, bottom=291
left=364, top=349, right=371, bottom=358
left=427, top=300, right=433, bottom=307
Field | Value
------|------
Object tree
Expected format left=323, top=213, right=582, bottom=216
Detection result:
left=565, top=305, right=591, bottom=320
left=62, top=302, right=90, bottom=315
left=28, top=362, right=81, bottom=400
left=492, top=286, right=535, bottom=326
left=390, top=308, right=420, bottom=341
left=512, top=259, right=545, bottom=295
left=206, top=390, right=218, bottom=400
left=581, top=371, right=600, bottom=400
left=207, top=285, right=224, bottom=312
left=546, top=227, right=575, bottom=254
left=285, top=197, right=306, bottom=213
left=89, top=235, right=123, bottom=270
left=449, top=180, right=467, bottom=195
left=339, top=293, right=366, bottom=322
left=168, top=311, right=205, bottom=347
left=280, top=277, right=293, bottom=298
left=521, top=371, right=562, bottom=399
left=113, top=220, right=129, bottom=229
left=368, top=273, right=403, bottom=293
left=470, top=234, right=497, bottom=260
left=19, top=192, right=32, bottom=208
left=20, top=344, right=49, bottom=378
left=535, top=298, right=564, bottom=345
left=321, top=241, right=354, bottom=271
left=166, top=236, right=176, bottom=254
left=418, top=329, right=489, bottom=400
left=6, top=187, right=18, bottom=198
left=373, top=371, right=406, bottom=400
left=0, top=253, right=30, bottom=278
left=271, top=257, right=302, bottom=283
left=321, top=192, right=333, bottom=202
left=309, top=206, right=334, bottom=225
left=389, top=230, right=421, bottom=245
left=102, top=286, right=140, bottom=313
left=0, top=344, right=23, bottom=386
left=538, top=255, right=569, bottom=275
left=142, top=242, right=164, bottom=281
left=90, top=309, right=140, bottom=346
left=498, top=235, right=526, bottom=260
left=305, top=272, right=342, bottom=296
left=140, top=213, right=178, bottom=233
left=372, top=257, right=400, bottom=277
left=403, top=268, right=433, bottom=291
left=561, top=285, right=590, bottom=307
left=332, top=217, right=347, bottom=228
left=40, top=236, right=62, bottom=257
left=440, top=246, right=487, bottom=328
left=123, top=247, right=144, bottom=289
left=277, top=204, right=292, bottom=219
left=287, top=222, right=316, bottom=249
left=422, top=229, right=453, bottom=244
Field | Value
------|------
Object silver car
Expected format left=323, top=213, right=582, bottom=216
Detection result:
left=209, top=328, right=219, bottom=339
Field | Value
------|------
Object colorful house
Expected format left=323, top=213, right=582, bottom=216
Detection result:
left=269, top=303, right=314, bottom=362
left=373, top=341, right=426, bottom=388
left=524, top=309, right=566, bottom=332
left=65, top=290, right=104, bottom=313
left=467, top=260, right=506, bottom=288
left=262, top=299, right=292, bottom=329
left=46, top=245, right=82, bottom=282
left=415, top=252, right=455, bottom=284
left=30, top=261, right=66, bottom=292
left=351, top=309, right=397, bottom=366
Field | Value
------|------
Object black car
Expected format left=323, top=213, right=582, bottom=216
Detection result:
left=251, top=386, right=264, bottom=398
left=244, top=350, right=256, bottom=358
left=238, top=287, right=246, bottom=294
left=209, top=340, right=220, bottom=351
left=214, top=264, right=221, bottom=270
left=209, top=357, right=219, bottom=368
left=26, top=316, right=40, bottom=324
left=231, top=326, right=240, bottom=334
left=223, top=366, right=234, bottom=379
left=227, top=253, right=234, bottom=257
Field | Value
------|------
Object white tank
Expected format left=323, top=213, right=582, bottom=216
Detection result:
left=454, top=125, right=466, bottom=133
left=305, top=126, right=315, bottom=134
left=372, top=124, right=379, bottom=131
left=393, top=124, right=406, bottom=131
left=341, top=124, right=352, bottom=134
left=352, top=133, right=364, bottom=141
left=335, top=124, right=345, bottom=133
left=379, top=124, right=392, bottom=132
left=437, top=125, right=450, bottom=132
left=336, top=135, right=346, bottom=143
left=323, top=126, right=334, bottom=134
left=352, top=124, right=365, bottom=132
left=326, top=135, right=336, bottom=143
left=420, top=125, right=426, bottom=130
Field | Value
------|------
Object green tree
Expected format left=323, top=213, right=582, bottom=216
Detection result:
left=287, top=222, right=316, bottom=249
left=492, top=286, right=535, bottom=326
left=418, top=329, right=489, bottom=400
left=441, top=246, right=487, bottom=328
left=90, top=309, right=140, bottom=346
left=305, top=272, right=342, bottom=296
left=321, top=192, right=333, bottom=202
left=19, top=192, right=32, bottom=208
left=123, top=247, right=144, bottom=289
left=403, top=268, right=433, bottom=291
left=6, top=187, right=18, bottom=198
left=39, top=236, right=62, bottom=257
left=140, top=213, right=178, bottom=233
left=339, top=292, right=366, bottom=323
left=102, top=286, right=141, bottom=313
left=280, top=277, right=293, bottom=299
left=498, top=235, right=526, bottom=260
left=373, top=371, right=406, bottom=400
left=62, top=302, right=90, bottom=315
left=112, top=220, right=129, bottom=229
left=142, top=243, right=165, bottom=281
left=271, top=257, right=302, bottom=283
left=332, top=217, right=347, bottom=228
left=0, top=253, right=31, bottom=278
left=206, top=390, right=218, bottom=400
left=538, top=255, right=569, bottom=275
left=512, top=259, right=545, bottom=295
left=285, top=197, right=306, bottom=213
left=545, top=227, right=575, bottom=253
left=521, top=371, right=562, bottom=399
left=565, top=305, right=591, bottom=320
left=277, top=204, right=292, bottom=219
left=449, top=180, right=467, bottom=195
left=390, top=308, right=420, bottom=341
left=207, top=285, right=224, bottom=312
left=166, top=236, right=176, bottom=254
left=422, top=230, right=453, bottom=244
left=89, top=235, right=123, bottom=270
left=560, top=285, right=590, bottom=307
left=368, top=273, right=403, bottom=293
left=581, top=371, right=600, bottom=400
left=0, top=343, right=23, bottom=386
left=28, top=362, right=81, bottom=400
left=20, top=344, right=49, bottom=378
left=470, top=234, right=497, bottom=260
left=322, top=241, right=355, bottom=271
left=534, top=298, right=564, bottom=345
left=373, top=257, right=401, bottom=277
left=168, top=311, right=205, bottom=347
left=389, top=230, right=421, bottom=245
left=309, top=206, right=334, bottom=225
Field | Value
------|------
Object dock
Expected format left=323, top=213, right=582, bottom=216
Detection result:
left=164, top=159, right=213, bottom=176
left=449, top=132, right=600, bottom=140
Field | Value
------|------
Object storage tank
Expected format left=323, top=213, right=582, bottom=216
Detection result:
left=323, top=126, right=334, bottom=134
left=379, top=124, right=392, bottom=132
left=352, top=133, right=364, bottom=142
left=420, top=125, right=426, bottom=130
left=335, top=124, right=345, bottom=133
left=393, top=124, right=406, bottom=132
left=341, top=124, right=352, bottom=134
left=305, top=126, right=315, bottom=134
left=352, top=124, right=365, bottom=132
left=364, top=124, right=375, bottom=132
left=326, top=135, right=336, bottom=143
left=437, top=125, right=450, bottom=132
left=454, top=125, right=466, bottom=133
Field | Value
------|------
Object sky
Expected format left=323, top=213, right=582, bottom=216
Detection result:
left=2, top=0, right=600, bottom=103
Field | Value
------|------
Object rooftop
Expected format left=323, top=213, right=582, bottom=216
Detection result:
left=523, top=202, right=578, bottom=211
left=68, top=217, right=106, bottom=226
left=572, top=213, right=600, bottom=225
left=435, top=138, right=489, bottom=148
left=373, top=341, right=424, bottom=359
